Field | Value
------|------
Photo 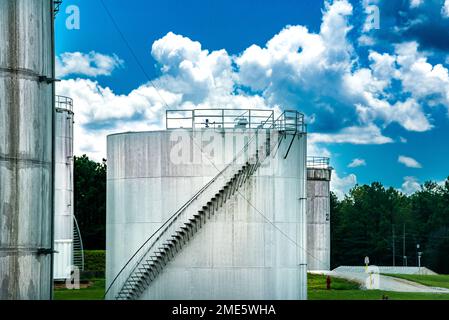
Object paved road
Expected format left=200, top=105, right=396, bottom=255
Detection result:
left=311, top=269, right=449, bottom=293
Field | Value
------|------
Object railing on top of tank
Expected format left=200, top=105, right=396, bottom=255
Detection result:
left=166, top=109, right=306, bottom=133
left=307, top=156, right=331, bottom=169
left=55, top=95, right=73, bottom=113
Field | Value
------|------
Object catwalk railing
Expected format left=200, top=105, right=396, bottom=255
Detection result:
left=166, top=109, right=306, bottom=133
left=55, top=95, right=73, bottom=113
left=307, top=156, right=331, bottom=169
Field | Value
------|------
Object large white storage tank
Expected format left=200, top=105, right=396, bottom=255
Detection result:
left=106, top=109, right=307, bottom=300
left=53, top=96, right=74, bottom=280
left=306, top=158, right=332, bottom=271
left=0, top=0, right=54, bottom=299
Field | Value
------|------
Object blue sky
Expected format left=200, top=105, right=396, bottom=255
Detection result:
left=54, top=0, right=449, bottom=197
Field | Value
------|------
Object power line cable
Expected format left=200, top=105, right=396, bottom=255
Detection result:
left=99, top=0, right=171, bottom=109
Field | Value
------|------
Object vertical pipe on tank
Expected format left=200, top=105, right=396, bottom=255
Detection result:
left=297, top=133, right=308, bottom=300
left=0, top=0, right=54, bottom=300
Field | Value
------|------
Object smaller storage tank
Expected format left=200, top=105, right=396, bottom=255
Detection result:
left=307, top=157, right=332, bottom=271
left=53, top=96, right=75, bottom=280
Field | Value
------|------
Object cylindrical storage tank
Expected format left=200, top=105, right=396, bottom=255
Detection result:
left=306, top=165, right=332, bottom=271
left=106, top=127, right=307, bottom=300
left=0, top=0, right=54, bottom=299
left=53, top=96, right=74, bottom=280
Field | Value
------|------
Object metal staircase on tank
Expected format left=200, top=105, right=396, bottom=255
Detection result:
left=117, top=146, right=267, bottom=300
left=104, top=110, right=305, bottom=300
left=73, top=215, right=85, bottom=272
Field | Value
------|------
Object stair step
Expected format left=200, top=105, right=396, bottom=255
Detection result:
left=163, top=241, right=177, bottom=247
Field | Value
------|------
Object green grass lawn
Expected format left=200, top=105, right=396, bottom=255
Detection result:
left=308, top=274, right=449, bottom=300
left=309, top=289, right=449, bottom=300
left=53, top=274, right=449, bottom=300
left=308, top=273, right=360, bottom=291
left=54, top=279, right=105, bottom=300
left=381, top=274, right=449, bottom=290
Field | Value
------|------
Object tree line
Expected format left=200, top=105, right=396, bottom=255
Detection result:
left=73, top=155, right=449, bottom=273
left=331, top=180, right=449, bottom=274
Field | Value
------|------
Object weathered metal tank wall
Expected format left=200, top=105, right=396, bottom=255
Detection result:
left=106, top=129, right=307, bottom=299
left=54, top=96, right=74, bottom=280
left=307, top=167, right=332, bottom=271
left=0, top=0, right=54, bottom=299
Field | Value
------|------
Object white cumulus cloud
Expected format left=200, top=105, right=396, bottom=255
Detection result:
left=331, top=171, right=357, bottom=199
left=348, top=158, right=366, bottom=168
left=56, top=51, right=124, bottom=78
left=443, top=0, right=449, bottom=18
left=410, top=0, right=423, bottom=9
left=401, top=176, right=421, bottom=194
left=398, top=155, right=422, bottom=168
left=309, top=124, right=393, bottom=145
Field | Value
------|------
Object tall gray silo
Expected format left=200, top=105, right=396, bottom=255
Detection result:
left=53, top=96, right=74, bottom=280
left=106, top=109, right=308, bottom=300
left=0, top=0, right=55, bottom=299
left=306, top=157, right=332, bottom=271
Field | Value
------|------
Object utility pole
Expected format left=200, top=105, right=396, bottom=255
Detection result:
left=403, top=224, right=407, bottom=267
left=417, top=244, right=422, bottom=271
left=392, top=224, right=396, bottom=266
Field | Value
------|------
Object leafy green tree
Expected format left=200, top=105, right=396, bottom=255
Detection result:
left=74, top=155, right=107, bottom=249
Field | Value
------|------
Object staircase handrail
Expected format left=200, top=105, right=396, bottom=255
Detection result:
left=73, top=215, right=85, bottom=271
